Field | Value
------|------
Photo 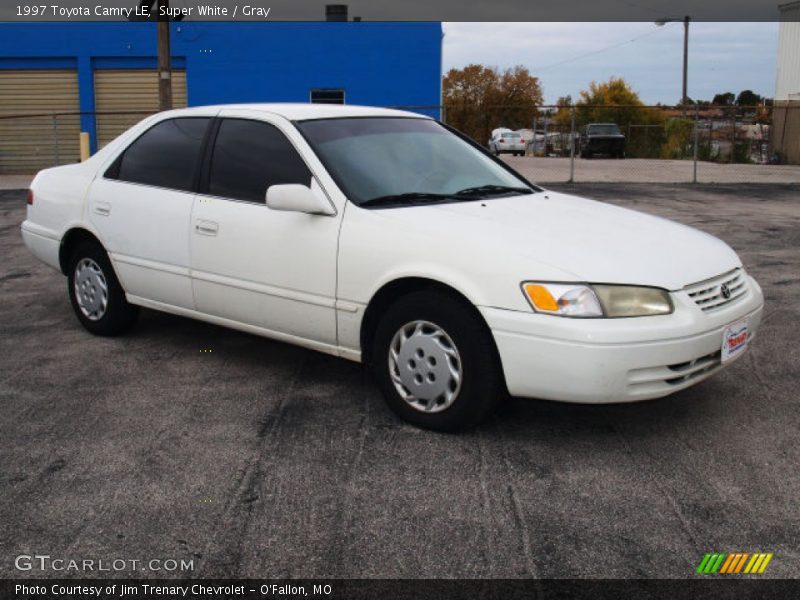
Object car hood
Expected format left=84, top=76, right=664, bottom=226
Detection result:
left=369, top=191, right=741, bottom=290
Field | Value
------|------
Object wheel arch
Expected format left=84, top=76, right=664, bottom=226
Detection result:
left=359, top=276, right=501, bottom=370
left=59, top=227, right=104, bottom=275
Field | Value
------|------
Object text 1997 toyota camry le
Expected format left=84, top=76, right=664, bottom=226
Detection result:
left=21, top=104, right=764, bottom=431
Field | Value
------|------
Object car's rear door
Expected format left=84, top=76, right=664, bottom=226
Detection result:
left=88, top=114, right=214, bottom=309
left=189, top=109, right=341, bottom=347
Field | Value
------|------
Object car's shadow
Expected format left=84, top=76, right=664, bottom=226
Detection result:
left=127, top=306, right=719, bottom=444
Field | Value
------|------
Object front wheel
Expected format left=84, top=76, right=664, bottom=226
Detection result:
left=67, top=240, right=139, bottom=336
left=371, top=290, right=504, bottom=432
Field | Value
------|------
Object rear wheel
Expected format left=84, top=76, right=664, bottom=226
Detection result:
left=371, top=290, right=504, bottom=432
left=67, top=241, right=138, bottom=336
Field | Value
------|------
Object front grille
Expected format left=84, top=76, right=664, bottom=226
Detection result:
left=685, top=268, right=748, bottom=312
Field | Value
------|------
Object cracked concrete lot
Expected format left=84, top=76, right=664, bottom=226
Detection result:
left=0, top=184, right=798, bottom=578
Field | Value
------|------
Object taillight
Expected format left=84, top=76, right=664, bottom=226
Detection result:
left=519, top=139, right=525, bottom=143
left=499, top=138, right=505, bottom=143
left=26, top=190, right=33, bottom=205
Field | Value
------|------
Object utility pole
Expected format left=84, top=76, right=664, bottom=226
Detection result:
left=157, top=0, right=172, bottom=111
left=682, top=16, right=690, bottom=112
left=656, top=15, right=691, bottom=114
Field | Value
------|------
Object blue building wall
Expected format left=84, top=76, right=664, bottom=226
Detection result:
left=0, top=22, right=442, bottom=151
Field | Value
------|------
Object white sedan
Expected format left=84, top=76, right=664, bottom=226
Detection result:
left=21, top=104, right=764, bottom=431
left=488, top=130, right=527, bottom=156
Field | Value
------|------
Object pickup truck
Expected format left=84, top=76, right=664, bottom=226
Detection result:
left=579, top=123, right=626, bottom=159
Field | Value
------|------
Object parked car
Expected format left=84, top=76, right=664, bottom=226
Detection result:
left=580, top=123, right=626, bottom=158
left=488, top=130, right=527, bottom=156
left=22, top=104, right=763, bottom=431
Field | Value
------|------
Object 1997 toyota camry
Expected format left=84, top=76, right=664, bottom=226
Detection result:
left=21, top=104, right=764, bottom=431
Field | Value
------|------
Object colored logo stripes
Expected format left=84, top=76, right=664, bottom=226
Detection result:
left=696, top=552, right=773, bottom=574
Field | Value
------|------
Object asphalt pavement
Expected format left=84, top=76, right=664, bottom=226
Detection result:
left=1, top=184, right=798, bottom=579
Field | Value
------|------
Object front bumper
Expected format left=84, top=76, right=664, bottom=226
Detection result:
left=480, top=275, right=764, bottom=403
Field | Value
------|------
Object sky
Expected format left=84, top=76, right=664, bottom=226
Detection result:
left=442, top=22, right=779, bottom=106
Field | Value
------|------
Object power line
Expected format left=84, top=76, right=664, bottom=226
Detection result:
left=532, top=25, right=668, bottom=72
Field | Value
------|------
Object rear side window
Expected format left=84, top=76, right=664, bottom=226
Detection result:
left=112, top=118, right=210, bottom=192
left=207, top=119, right=312, bottom=203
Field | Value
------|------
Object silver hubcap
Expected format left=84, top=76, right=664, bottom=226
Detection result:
left=74, top=258, right=108, bottom=321
left=388, top=320, right=462, bottom=413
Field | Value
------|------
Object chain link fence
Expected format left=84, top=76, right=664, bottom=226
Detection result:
left=1, top=105, right=798, bottom=184
left=436, top=103, right=799, bottom=185
left=0, top=111, right=151, bottom=174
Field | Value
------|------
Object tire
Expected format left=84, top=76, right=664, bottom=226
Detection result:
left=371, top=290, right=504, bottom=432
left=67, top=240, right=139, bottom=336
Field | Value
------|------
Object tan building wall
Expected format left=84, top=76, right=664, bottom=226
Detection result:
left=772, top=101, right=800, bottom=164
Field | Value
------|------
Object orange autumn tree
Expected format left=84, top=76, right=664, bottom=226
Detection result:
left=443, top=64, right=544, bottom=143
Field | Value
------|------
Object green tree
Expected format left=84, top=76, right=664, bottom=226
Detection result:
left=736, top=90, right=762, bottom=107
left=712, top=92, right=735, bottom=106
left=660, top=118, right=694, bottom=159
left=552, top=95, right=574, bottom=129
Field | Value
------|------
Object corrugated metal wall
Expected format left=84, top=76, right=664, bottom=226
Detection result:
left=776, top=6, right=800, bottom=101
left=0, top=69, right=80, bottom=173
left=94, top=69, right=187, bottom=148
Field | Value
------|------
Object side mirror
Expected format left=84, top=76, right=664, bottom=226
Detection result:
left=265, top=184, right=335, bottom=216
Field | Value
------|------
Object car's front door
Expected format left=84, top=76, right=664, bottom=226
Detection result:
left=88, top=116, right=213, bottom=309
left=190, top=111, right=341, bottom=348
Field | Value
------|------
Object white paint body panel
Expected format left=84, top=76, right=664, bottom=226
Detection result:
left=88, top=178, right=196, bottom=308
left=189, top=107, right=342, bottom=343
left=20, top=103, right=765, bottom=404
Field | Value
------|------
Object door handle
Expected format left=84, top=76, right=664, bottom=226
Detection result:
left=93, top=201, right=111, bottom=216
left=195, top=220, right=219, bottom=236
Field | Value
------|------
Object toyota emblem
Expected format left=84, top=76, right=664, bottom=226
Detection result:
left=720, top=283, right=731, bottom=299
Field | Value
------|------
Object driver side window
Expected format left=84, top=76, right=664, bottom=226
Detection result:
left=206, top=119, right=312, bottom=203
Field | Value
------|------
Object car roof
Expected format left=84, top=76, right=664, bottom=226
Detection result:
left=169, top=103, right=430, bottom=121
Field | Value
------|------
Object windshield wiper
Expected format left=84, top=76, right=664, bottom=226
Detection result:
left=359, top=192, right=455, bottom=208
left=454, top=184, right=534, bottom=198
left=360, top=185, right=533, bottom=208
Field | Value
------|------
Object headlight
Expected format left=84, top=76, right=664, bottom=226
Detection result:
left=522, top=282, right=673, bottom=318
left=592, top=285, right=673, bottom=317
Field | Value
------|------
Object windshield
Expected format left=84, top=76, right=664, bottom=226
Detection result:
left=502, top=132, right=521, bottom=139
left=587, top=124, right=622, bottom=135
left=297, top=117, right=534, bottom=207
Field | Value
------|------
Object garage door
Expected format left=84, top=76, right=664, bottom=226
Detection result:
left=94, top=70, right=187, bottom=149
left=0, top=70, right=81, bottom=174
